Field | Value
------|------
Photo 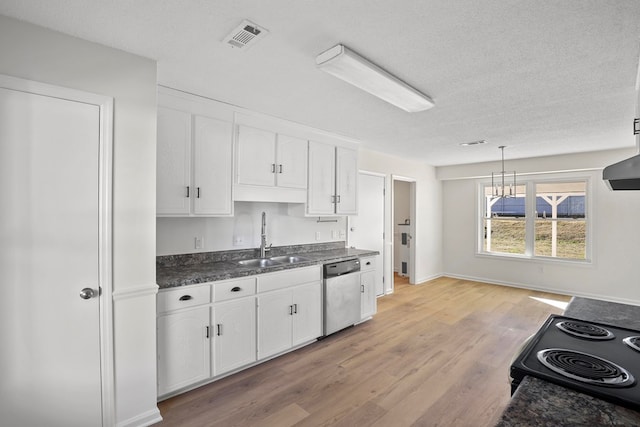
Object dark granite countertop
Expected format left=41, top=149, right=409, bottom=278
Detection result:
left=496, top=376, right=640, bottom=427
left=156, top=242, right=379, bottom=289
left=495, top=297, right=640, bottom=426
left=564, top=297, right=640, bottom=330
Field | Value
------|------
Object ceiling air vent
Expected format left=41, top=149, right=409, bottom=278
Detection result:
left=222, top=20, right=269, bottom=50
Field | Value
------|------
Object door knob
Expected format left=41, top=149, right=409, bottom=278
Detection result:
left=79, top=288, right=96, bottom=300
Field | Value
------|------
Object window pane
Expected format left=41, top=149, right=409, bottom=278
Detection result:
left=535, top=219, right=586, bottom=259
left=483, top=218, right=525, bottom=254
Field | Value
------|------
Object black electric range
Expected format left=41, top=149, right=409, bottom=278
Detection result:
left=510, top=314, right=640, bottom=411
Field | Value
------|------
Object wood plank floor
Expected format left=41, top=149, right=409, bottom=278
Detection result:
left=157, top=276, right=570, bottom=427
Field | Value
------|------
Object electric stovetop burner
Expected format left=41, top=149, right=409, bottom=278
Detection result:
left=537, top=348, right=634, bottom=387
left=556, top=319, right=615, bottom=340
left=623, top=336, right=640, bottom=353
left=511, top=315, right=640, bottom=411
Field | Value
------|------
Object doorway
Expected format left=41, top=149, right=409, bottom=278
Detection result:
left=0, top=75, right=113, bottom=426
left=392, top=176, right=416, bottom=286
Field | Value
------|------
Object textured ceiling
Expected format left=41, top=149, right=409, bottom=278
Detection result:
left=1, top=0, right=639, bottom=166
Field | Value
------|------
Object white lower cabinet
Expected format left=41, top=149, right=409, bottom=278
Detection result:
left=212, top=297, right=256, bottom=376
left=256, top=266, right=322, bottom=360
left=257, top=281, right=322, bottom=359
left=360, top=256, right=378, bottom=320
left=157, top=306, right=211, bottom=396
left=157, top=266, right=323, bottom=399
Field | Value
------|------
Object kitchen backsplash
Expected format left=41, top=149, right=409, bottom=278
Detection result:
left=157, top=201, right=348, bottom=256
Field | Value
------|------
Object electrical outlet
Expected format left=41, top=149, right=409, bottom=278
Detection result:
left=339, top=230, right=345, bottom=238
left=194, top=237, right=204, bottom=249
left=233, top=236, right=243, bottom=246
left=315, top=231, right=321, bottom=241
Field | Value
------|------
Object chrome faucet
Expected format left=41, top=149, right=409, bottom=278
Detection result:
left=260, top=211, right=271, bottom=258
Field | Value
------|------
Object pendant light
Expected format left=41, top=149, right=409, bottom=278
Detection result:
left=491, top=146, right=516, bottom=198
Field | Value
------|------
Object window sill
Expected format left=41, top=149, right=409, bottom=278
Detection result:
left=476, top=251, right=592, bottom=267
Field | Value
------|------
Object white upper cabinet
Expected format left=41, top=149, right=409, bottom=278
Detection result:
left=335, top=146, right=358, bottom=215
left=276, top=134, right=307, bottom=189
left=307, top=141, right=358, bottom=215
left=307, top=140, right=336, bottom=215
left=193, top=116, right=233, bottom=215
left=236, top=125, right=307, bottom=190
left=156, top=88, right=234, bottom=216
left=236, top=125, right=277, bottom=187
left=157, top=107, right=192, bottom=215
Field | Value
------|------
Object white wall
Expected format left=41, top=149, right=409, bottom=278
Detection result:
left=0, top=15, right=160, bottom=426
left=157, top=202, right=346, bottom=255
left=440, top=149, right=640, bottom=305
left=359, top=149, right=443, bottom=288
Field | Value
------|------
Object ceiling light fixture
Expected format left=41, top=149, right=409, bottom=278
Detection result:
left=492, top=146, right=517, bottom=198
left=460, top=140, right=487, bottom=146
left=315, top=44, right=434, bottom=112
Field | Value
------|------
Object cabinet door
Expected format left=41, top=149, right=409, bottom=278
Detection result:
left=193, top=116, right=233, bottom=215
left=335, top=146, right=358, bottom=214
left=291, top=282, right=322, bottom=346
left=157, top=307, right=210, bottom=396
left=276, top=134, right=307, bottom=189
left=213, top=298, right=256, bottom=376
left=307, top=141, right=336, bottom=215
left=237, top=125, right=276, bottom=186
left=257, top=290, right=293, bottom=359
left=360, top=270, right=377, bottom=320
left=157, top=107, right=191, bottom=215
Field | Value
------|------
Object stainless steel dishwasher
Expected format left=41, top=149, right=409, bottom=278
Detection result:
left=323, top=259, right=361, bottom=336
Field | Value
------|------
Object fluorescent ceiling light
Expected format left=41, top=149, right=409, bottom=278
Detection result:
left=316, top=44, right=434, bottom=113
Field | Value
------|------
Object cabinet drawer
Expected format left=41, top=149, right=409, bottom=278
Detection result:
left=157, top=285, right=211, bottom=313
left=214, top=277, right=256, bottom=302
left=360, top=256, right=376, bottom=272
left=257, top=266, right=321, bottom=293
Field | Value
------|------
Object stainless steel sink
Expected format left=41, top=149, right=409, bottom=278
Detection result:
left=237, top=258, right=281, bottom=268
left=269, top=255, right=310, bottom=264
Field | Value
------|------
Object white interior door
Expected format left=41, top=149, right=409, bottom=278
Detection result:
left=0, top=77, right=109, bottom=426
left=348, top=172, right=385, bottom=295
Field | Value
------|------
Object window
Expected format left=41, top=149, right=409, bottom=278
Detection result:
left=480, top=180, right=588, bottom=261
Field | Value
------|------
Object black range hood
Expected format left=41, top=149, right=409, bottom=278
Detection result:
left=603, top=152, right=640, bottom=190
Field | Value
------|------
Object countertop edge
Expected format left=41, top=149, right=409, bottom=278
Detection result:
left=156, top=249, right=379, bottom=290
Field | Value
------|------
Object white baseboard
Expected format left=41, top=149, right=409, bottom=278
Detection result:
left=442, top=272, right=640, bottom=307
left=116, top=407, right=162, bottom=427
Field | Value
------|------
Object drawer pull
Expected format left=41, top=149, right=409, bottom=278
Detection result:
left=179, top=295, right=193, bottom=301
left=230, top=286, right=242, bottom=292
left=366, top=261, right=371, bottom=265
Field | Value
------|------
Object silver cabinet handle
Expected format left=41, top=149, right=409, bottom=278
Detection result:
left=293, top=303, right=298, bottom=314
left=361, top=285, right=365, bottom=293
left=79, top=288, right=96, bottom=300
left=179, top=295, right=192, bottom=301
left=186, top=186, right=190, bottom=198
left=196, top=187, right=200, bottom=198
left=271, top=163, right=276, bottom=173
left=336, top=195, right=341, bottom=203
left=289, top=305, right=293, bottom=315
left=279, top=164, right=283, bottom=173
left=205, top=326, right=210, bottom=338
left=231, top=286, right=241, bottom=292
left=217, top=324, right=222, bottom=336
